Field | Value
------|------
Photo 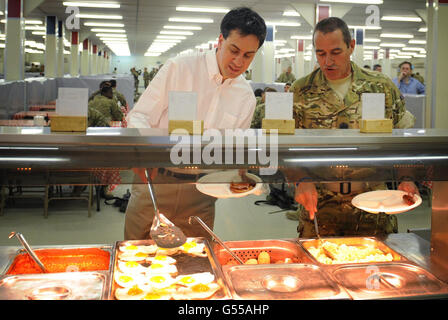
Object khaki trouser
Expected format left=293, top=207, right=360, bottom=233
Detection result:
left=124, top=173, right=217, bottom=241
left=297, top=183, right=398, bottom=238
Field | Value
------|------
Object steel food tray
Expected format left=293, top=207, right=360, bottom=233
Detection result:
left=109, top=237, right=232, bottom=300
left=331, top=262, right=448, bottom=299
left=213, top=239, right=314, bottom=266
left=298, top=237, right=407, bottom=267
left=0, top=271, right=108, bottom=300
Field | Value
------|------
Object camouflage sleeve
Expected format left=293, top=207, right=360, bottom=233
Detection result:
left=88, top=107, right=110, bottom=127
left=250, top=103, right=265, bottom=129
left=291, top=78, right=306, bottom=128
left=117, top=92, right=127, bottom=107
left=109, top=100, right=124, bottom=121
left=385, top=77, right=415, bottom=128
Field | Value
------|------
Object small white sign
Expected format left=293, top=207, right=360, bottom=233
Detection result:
left=168, top=91, right=197, bottom=120
left=56, top=88, right=88, bottom=116
left=362, top=93, right=385, bottom=120
left=265, top=92, right=293, bottom=119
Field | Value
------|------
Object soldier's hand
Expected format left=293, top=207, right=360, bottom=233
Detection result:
left=398, top=181, right=420, bottom=196
left=294, top=182, right=318, bottom=220
left=132, top=168, right=158, bottom=183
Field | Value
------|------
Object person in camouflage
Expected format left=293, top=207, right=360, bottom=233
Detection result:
left=89, top=81, right=111, bottom=102
left=88, top=85, right=123, bottom=125
left=251, top=87, right=277, bottom=128
left=109, top=79, right=127, bottom=108
left=143, top=67, right=150, bottom=89
left=276, top=65, right=296, bottom=83
left=130, top=67, right=141, bottom=93
left=290, top=17, right=418, bottom=238
left=88, top=107, right=110, bottom=127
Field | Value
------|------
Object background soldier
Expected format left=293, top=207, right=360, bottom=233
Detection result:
left=276, top=65, right=296, bottom=83
left=143, top=67, right=150, bottom=89
left=130, top=67, right=141, bottom=93
left=88, top=85, right=123, bottom=125
left=109, top=79, right=127, bottom=108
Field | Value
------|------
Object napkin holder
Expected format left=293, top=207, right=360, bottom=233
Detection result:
left=359, top=119, right=393, bottom=133
left=262, top=119, right=295, bottom=134
left=50, top=115, right=87, bottom=132
left=168, top=120, right=204, bottom=135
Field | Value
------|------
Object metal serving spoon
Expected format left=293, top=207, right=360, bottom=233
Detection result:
left=8, top=231, right=48, bottom=273
left=145, top=169, right=187, bottom=248
left=188, top=215, right=244, bottom=265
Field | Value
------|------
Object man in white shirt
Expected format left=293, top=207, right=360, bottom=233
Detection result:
left=124, top=7, right=267, bottom=240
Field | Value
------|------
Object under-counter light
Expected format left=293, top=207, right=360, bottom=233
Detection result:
left=321, top=0, right=383, bottom=3
left=63, top=2, right=120, bottom=8
left=285, top=155, right=448, bottom=163
left=0, top=147, right=59, bottom=150
left=0, top=157, right=69, bottom=162
left=176, top=6, right=229, bottom=13
left=169, top=17, right=213, bottom=23
left=288, top=147, right=358, bottom=151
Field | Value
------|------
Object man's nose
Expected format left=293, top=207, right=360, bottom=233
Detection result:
left=234, top=54, right=244, bottom=67
left=325, top=55, right=334, bottom=66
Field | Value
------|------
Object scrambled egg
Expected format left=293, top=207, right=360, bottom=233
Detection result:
left=308, top=241, right=394, bottom=264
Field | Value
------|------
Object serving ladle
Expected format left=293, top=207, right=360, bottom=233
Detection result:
left=145, top=169, right=187, bottom=248
left=8, top=231, right=48, bottom=273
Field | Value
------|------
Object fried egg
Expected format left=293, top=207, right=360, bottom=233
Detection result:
left=147, top=255, right=177, bottom=265
left=115, top=284, right=148, bottom=300
left=119, top=244, right=157, bottom=254
left=180, top=241, right=207, bottom=257
left=119, top=251, right=149, bottom=262
left=147, top=262, right=178, bottom=276
left=147, top=274, right=176, bottom=290
left=118, top=260, right=147, bottom=274
left=114, top=271, right=145, bottom=288
left=142, top=291, right=172, bottom=300
left=173, top=282, right=220, bottom=300
left=176, top=272, right=215, bottom=287
left=156, top=247, right=180, bottom=256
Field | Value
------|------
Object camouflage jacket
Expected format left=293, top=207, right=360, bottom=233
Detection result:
left=88, top=107, right=110, bottom=127
left=88, top=95, right=123, bottom=122
left=143, top=71, right=150, bottom=81
left=276, top=72, right=296, bottom=83
left=291, top=62, right=415, bottom=129
left=113, top=88, right=127, bottom=107
left=251, top=103, right=265, bottom=129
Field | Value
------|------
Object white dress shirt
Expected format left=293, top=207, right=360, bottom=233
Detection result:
left=126, top=51, right=256, bottom=129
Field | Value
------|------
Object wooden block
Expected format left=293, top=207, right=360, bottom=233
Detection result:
left=262, top=119, right=295, bottom=134
left=168, top=120, right=204, bottom=135
left=359, top=119, right=393, bottom=133
left=50, top=115, right=87, bottom=132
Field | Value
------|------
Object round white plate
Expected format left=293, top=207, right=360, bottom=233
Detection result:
left=195, top=170, right=263, bottom=198
left=351, top=190, right=422, bottom=214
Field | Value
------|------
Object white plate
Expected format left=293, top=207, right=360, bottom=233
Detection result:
left=351, top=190, right=422, bottom=214
left=195, top=170, right=263, bottom=198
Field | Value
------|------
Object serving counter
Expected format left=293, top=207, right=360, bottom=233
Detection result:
left=0, top=127, right=447, bottom=299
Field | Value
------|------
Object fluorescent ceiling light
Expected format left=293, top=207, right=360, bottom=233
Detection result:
left=380, top=33, right=414, bottom=39
left=413, top=54, right=426, bottom=58
left=84, top=22, right=124, bottom=27
left=164, top=25, right=202, bottom=30
left=381, top=16, right=422, bottom=22
left=348, top=25, right=381, bottom=30
left=25, top=26, right=46, bottom=31
left=1, top=19, right=42, bottom=24
left=402, top=47, right=426, bottom=51
left=364, top=38, right=381, bottom=42
left=291, top=35, right=312, bottom=40
left=364, top=46, right=380, bottom=50
left=283, top=11, right=300, bottom=17
left=154, top=39, right=181, bottom=43
left=176, top=6, right=229, bottom=13
left=409, top=39, right=426, bottom=44
left=145, top=52, right=162, bottom=56
left=156, top=35, right=186, bottom=40
left=32, top=31, right=46, bottom=35
left=418, top=27, right=427, bottom=32
left=91, top=28, right=125, bottom=33
left=380, top=43, right=406, bottom=47
left=96, top=33, right=126, bottom=37
left=160, top=30, right=194, bottom=36
left=321, top=0, right=382, bottom=3
left=394, top=55, right=413, bottom=58
left=76, top=14, right=122, bottom=19
left=100, top=37, right=127, bottom=41
left=63, top=1, right=120, bottom=8
left=169, top=17, right=213, bottom=23
left=267, top=21, right=301, bottom=27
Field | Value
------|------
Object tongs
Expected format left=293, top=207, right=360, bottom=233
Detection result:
left=188, top=216, right=244, bottom=265
left=145, top=169, right=187, bottom=248
left=9, top=231, right=48, bottom=273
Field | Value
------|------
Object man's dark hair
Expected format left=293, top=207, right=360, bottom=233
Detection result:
left=363, top=65, right=371, bottom=69
left=109, top=79, right=117, bottom=87
left=285, top=82, right=292, bottom=86
left=313, top=17, right=352, bottom=48
left=373, top=64, right=382, bottom=71
left=399, top=61, right=413, bottom=69
left=220, top=7, right=267, bottom=48
left=254, top=88, right=263, bottom=97
left=99, top=80, right=110, bottom=89
left=264, top=87, right=277, bottom=93
left=101, top=85, right=113, bottom=96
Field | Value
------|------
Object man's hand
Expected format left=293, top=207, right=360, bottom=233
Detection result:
left=398, top=71, right=406, bottom=82
left=398, top=181, right=420, bottom=196
left=294, top=182, right=318, bottom=220
left=132, top=168, right=158, bottom=183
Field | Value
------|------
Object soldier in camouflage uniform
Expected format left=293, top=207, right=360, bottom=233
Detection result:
left=89, top=81, right=111, bottom=102
left=130, top=67, right=141, bottom=93
left=276, top=66, right=296, bottom=83
left=290, top=17, right=418, bottom=238
left=251, top=87, right=277, bottom=128
left=109, top=79, right=127, bottom=108
left=143, top=67, right=150, bottom=89
left=88, top=85, right=123, bottom=125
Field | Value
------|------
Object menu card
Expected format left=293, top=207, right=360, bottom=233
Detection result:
left=265, top=92, right=293, bottom=119
left=361, top=93, right=385, bottom=120
left=56, top=88, right=88, bottom=116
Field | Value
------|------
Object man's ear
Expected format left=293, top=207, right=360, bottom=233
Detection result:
left=349, top=39, right=355, bottom=54
left=217, top=34, right=224, bottom=50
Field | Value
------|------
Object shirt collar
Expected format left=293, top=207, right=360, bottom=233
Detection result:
left=205, top=50, right=237, bottom=85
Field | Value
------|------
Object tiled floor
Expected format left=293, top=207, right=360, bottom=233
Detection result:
left=0, top=184, right=432, bottom=247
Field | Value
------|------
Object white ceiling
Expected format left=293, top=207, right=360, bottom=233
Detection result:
left=23, top=0, right=427, bottom=57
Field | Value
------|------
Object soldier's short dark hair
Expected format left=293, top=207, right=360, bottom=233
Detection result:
left=313, top=17, right=352, bottom=48
left=254, top=88, right=263, bottom=97
left=264, top=87, right=277, bottom=93
left=99, top=80, right=110, bottom=89
left=373, top=64, right=382, bottom=71
left=109, top=79, right=117, bottom=87
left=101, top=85, right=113, bottom=96
left=220, top=7, right=267, bottom=48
